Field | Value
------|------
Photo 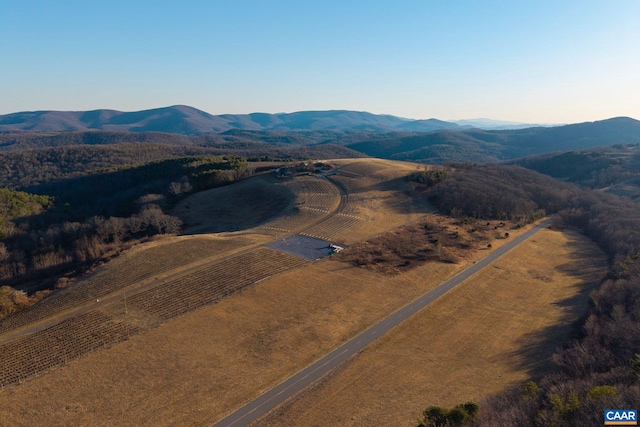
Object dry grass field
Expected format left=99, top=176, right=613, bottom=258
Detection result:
left=0, top=235, right=253, bottom=337
left=173, top=175, right=297, bottom=234
left=0, top=223, right=599, bottom=426
left=259, top=229, right=607, bottom=427
left=0, top=158, right=609, bottom=427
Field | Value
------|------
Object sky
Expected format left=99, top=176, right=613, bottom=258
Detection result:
left=1, top=1, right=639, bottom=123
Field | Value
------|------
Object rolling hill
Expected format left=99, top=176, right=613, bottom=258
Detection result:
left=2, top=106, right=639, bottom=164
left=0, top=106, right=465, bottom=134
left=344, top=117, right=640, bottom=162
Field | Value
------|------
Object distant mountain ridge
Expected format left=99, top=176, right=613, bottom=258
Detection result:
left=451, top=118, right=559, bottom=130
left=344, top=117, right=640, bottom=163
left=2, top=106, right=639, bottom=164
left=0, top=106, right=467, bottom=134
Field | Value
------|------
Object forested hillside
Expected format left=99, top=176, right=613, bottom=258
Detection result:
left=414, top=165, right=640, bottom=426
left=0, top=130, right=363, bottom=156
left=0, top=106, right=464, bottom=134
left=428, top=164, right=577, bottom=221
left=2, top=115, right=639, bottom=165
left=511, top=144, right=640, bottom=191
left=0, top=141, right=363, bottom=190
left=0, top=154, right=261, bottom=310
left=347, top=117, right=640, bottom=163
left=0, top=144, right=187, bottom=189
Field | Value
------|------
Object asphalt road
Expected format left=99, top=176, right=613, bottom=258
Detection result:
left=211, top=219, right=552, bottom=427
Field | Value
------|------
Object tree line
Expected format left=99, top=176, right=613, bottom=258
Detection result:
left=0, top=154, right=254, bottom=315
left=412, top=163, right=640, bottom=426
left=0, top=142, right=362, bottom=190
left=511, top=145, right=640, bottom=189
left=428, top=163, right=577, bottom=223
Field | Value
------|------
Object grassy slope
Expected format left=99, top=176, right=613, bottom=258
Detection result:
left=260, top=229, right=607, bottom=427
left=0, top=222, right=594, bottom=426
left=0, top=159, right=608, bottom=426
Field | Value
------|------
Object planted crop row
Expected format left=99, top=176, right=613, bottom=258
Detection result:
left=0, top=238, right=242, bottom=334
left=291, top=176, right=340, bottom=195
left=301, top=213, right=363, bottom=241
left=337, top=193, right=367, bottom=216
left=263, top=207, right=326, bottom=233
left=0, top=310, right=138, bottom=388
left=340, top=162, right=386, bottom=176
left=128, top=248, right=307, bottom=321
left=331, top=175, right=370, bottom=194
left=300, top=194, right=339, bottom=211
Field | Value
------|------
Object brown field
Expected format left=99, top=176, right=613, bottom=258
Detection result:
left=173, top=175, right=298, bottom=234
left=0, top=158, right=609, bottom=427
left=259, top=229, right=607, bottom=427
left=0, top=235, right=253, bottom=337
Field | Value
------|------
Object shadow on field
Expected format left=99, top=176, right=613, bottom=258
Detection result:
left=174, top=175, right=298, bottom=234
left=504, top=234, right=607, bottom=380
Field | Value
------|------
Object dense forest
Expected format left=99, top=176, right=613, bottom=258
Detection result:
left=345, top=117, right=640, bottom=163
left=2, top=114, right=640, bottom=166
left=414, top=164, right=640, bottom=426
left=428, top=164, right=577, bottom=222
left=0, top=129, right=365, bottom=151
left=0, top=155, right=247, bottom=292
left=511, top=143, right=640, bottom=190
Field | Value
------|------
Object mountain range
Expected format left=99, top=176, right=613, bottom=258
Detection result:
left=1, top=106, right=639, bottom=164
left=0, top=105, right=560, bottom=134
left=450, top=118, right=558, bottom=130
left=343, top=117, right=640, bottom=162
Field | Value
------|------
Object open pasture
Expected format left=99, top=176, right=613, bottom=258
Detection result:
left=259, top=229, right=608, bottom=427
left=337, top=161, right=388, bottom=176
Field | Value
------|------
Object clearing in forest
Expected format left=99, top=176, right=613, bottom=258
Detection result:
left=0, top=159, right=606, bottom=427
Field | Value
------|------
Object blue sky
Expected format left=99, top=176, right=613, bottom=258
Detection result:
left=1, top=1, right=639, bottom=123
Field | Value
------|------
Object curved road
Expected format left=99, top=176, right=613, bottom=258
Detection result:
left=212, top=219, right=552, bottom=427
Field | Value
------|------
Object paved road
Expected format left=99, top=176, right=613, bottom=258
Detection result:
left=211, top=219, right=552, bottom=427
